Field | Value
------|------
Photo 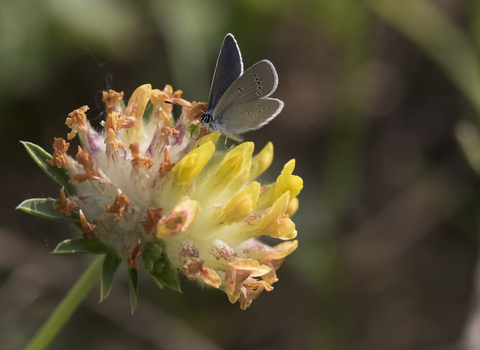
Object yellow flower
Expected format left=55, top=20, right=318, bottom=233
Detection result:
left=222, top=181, right=260, bottom=224
left=171, top=142, right=215, bottom=185
left=20, top=84, right=303, bottom=311
left=249, top=142, right=273, bottom=180
left=214, top=142, right=254, bottom=183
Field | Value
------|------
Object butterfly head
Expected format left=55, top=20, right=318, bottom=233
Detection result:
left=199, top=112, right=212, bottom=124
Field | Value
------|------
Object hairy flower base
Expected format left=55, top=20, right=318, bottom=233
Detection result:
left=20, top=84, right=303, bottom=311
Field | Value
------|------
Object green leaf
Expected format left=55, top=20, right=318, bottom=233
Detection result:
left=53, top=238, right=108, bottom=255
left=128, top=268, right=139, bottom=313
left=101, top=251, right=122, bottom=300
left=21, top=141, right=77, bottom=196
left=150, top=264, right=181, bottom=293
left=17, top=198, right=80, bottom=224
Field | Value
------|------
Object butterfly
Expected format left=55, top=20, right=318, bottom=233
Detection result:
left=198, top=33, right=283, bottom=141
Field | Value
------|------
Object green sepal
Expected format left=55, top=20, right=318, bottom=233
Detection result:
left=53, top=238, right=108, bottom=255
left=21, top=141, right=77, bottom=196
left=142, top=102, right=154, bottom=123
left=149, top=272, right=164, bottom=289
left=17, top=198, right=80, bottom=226
left=142, top=255, right=153, bottom=271
left=128, top=268, right=139, bottom=313
left=101, top=251, right=122, bottom=300
left=144, top=242, right=163, bottom=262
left=158, top=264, right=181, bottom=292
left=150, top=262, right=181, bottom=293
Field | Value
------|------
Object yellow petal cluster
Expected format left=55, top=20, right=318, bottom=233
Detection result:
left=45, top=84, right=302, bottom=310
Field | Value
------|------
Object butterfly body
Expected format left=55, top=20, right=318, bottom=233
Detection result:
left=201, top=34, right=283, bottom=141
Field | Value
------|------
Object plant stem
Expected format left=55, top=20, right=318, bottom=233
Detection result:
left=23, top=255, right=104, bottom=350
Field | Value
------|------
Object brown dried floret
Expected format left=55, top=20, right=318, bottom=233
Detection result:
left=66, top=106, right=89, bottom=140
left=150, top=84, right=182, bottom=115
left=53, top=188, right=76, bottom=216
left=239, top=280, right=274, bottom=311
left=143, top=207, right=164, bottom=235
left=46, top=138, right=70, bottom=169
left=106, top=191, right=130, bottom=222
left=158, top=146, right=175, bottom=178
left=102, top=90, right=124, bottom=114
left=69, top=146, right=101, bottom=184
left=183, top=258, right=221, bottom=288
left=185, top=102, right=208, bottom=124
left=129, top=142, right=154, bottom=169
left=117, top=115, right=137, bottom=129
left=79, top=210, right=97, bottom=240
left=128, top=241, right=142, bottom=269
left=103, top=112, right=126, bottom=149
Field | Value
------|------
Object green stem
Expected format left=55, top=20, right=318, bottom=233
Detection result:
left=23, top=255, right=104, bottom=350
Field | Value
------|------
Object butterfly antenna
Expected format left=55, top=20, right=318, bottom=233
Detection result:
left=164, top=100, right=206, bottom=114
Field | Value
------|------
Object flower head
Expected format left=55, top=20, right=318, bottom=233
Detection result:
left=18, top=84, right=302, bottom=311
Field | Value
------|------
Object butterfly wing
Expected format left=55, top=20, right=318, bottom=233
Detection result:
left=213, top=60, right=279, bottom=115
left=210, top=98, right=284, bottom=137
left=207, top=34, right=243, bottom=114
left=210, top=59, right=282, bottom=136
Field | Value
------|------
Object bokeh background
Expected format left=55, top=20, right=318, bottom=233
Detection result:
left=1, top=0, right=480, bottom=349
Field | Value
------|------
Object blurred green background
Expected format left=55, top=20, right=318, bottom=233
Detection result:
left=1, top=0, right=480, bottom=349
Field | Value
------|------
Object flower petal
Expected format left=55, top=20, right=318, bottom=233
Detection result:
left=215, top=142, right=254, bottom=183
left=249, top=142, right=273, bottom=181
left=222, top=182, right=260, bottom=224
left=171, top=142, right=215, bottom=185
left=156, top=196, right=200, bottom=238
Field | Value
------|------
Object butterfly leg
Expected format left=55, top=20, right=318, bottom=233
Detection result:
left=224, top=135, right=229, bottom=149
left=197, top=125, right=208, bottom=147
